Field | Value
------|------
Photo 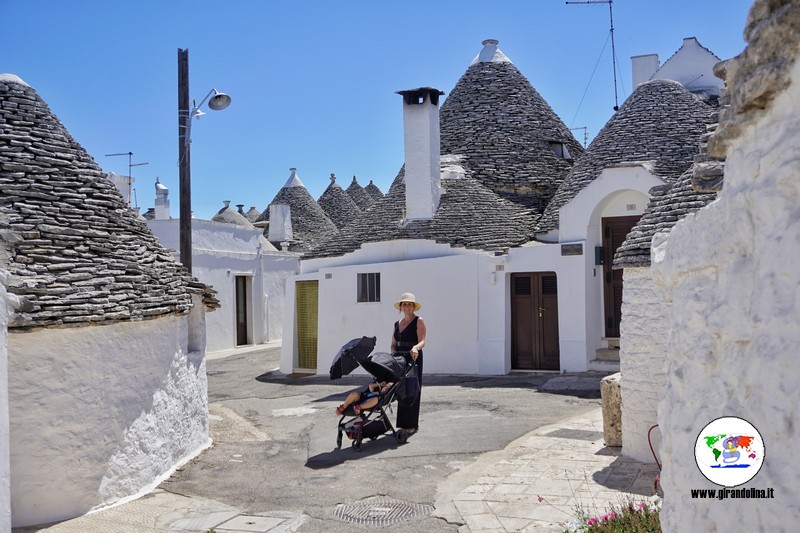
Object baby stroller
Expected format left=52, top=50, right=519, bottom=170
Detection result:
left=329, top=336, right=418, bottom=450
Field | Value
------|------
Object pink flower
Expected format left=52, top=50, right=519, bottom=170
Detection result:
left=587, top=517, right=598, bottom=526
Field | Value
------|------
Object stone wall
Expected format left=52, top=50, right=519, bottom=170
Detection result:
left=619, top=266, right=667, bottom=463
left=657, top=1, right=800, bottom=530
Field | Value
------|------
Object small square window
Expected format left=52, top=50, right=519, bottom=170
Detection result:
left=548, top=141, right=572, bottom=159
left=357, top=273, right=381, bottom=303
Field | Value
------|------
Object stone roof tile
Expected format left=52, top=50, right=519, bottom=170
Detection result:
left=317, top=174, right=362, bottom=229
left=613, top=167, right=718, bottom=269
left=307, top=157, right=538, bottom=259
left=0, top=76, right=210, bottom=329
left=255, top=169, right=337, bottom=253
left=537, top=79, right=717, bottom=233
left=346, top=176, right=375, bottom=210
left=439, top=43, right=584, bottom=213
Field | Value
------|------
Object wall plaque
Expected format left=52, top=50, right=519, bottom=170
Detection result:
left=561, top=243, right=583, bottom=256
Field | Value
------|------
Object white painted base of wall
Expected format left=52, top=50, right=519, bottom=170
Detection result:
left=620, top=267, right=666, bottom=463
left=9, top=316, right=209, bottom=527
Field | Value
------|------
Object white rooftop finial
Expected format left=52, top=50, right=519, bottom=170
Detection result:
left=471, top=39, right=512, bottom=65
left=283, top=167, right=305, bottom=188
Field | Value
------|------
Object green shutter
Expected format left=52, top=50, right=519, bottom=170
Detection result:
left=295, top=281, right=319, bottom=369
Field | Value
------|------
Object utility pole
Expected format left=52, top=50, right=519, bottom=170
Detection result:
left=567, top=0, right=620, bottom=111
left=178, top=48, right=192, bottom=273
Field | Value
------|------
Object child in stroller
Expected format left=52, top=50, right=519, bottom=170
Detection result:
left=336, top=380, right=393, bottom=415
left=329, top=336, right=417, bottom=450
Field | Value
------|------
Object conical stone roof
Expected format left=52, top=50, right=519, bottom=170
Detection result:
left=537, top=79, right=717, bottom=234
left=244, top=206, right=261, bottom=223
left=439, top=39, right=584, bottom=214
left=0, top=74, right=209, bottom=329
left=364, top=180, right=384, bottom=200
left=612, top=166, right=718, bottom=269
left=211, top=201, right=254, bottom=227
left=346, top=176, right=375, bottom=210
left=317, top=173, right=362, bottom=229
left=256, top=168, right=337, bottom=253
left=307, top=157, right=538, bottom=259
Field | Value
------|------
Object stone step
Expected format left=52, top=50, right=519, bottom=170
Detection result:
left=603, top=337, right=621, bottom=349
left=588, top=358, right=620, bottom=372
left=595, top=348, right=620, bottom=362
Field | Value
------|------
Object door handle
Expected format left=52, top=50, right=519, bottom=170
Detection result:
left=539, top=307, right=546, bottom=318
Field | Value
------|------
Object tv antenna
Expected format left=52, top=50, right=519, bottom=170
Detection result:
left=570, top=127, right=589, bottom=147
left=105, top=151, right=149, bottom=207
left=566, top=0, right=620, bottom=111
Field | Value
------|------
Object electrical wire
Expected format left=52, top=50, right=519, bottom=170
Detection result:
left=570, top=30, right=611, bottom=127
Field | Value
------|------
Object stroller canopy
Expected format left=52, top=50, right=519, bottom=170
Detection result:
left=359, top=351, right=410, bottom=384
left=329, top=336, right=376, bottom=379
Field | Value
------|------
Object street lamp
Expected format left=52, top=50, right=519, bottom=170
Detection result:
left=177, top=48, right=231, bottom=274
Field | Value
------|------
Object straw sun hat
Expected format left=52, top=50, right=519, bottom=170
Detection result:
left=394, top=292, right=421, bottom=311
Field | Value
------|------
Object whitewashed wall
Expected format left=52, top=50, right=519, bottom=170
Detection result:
left=284, top=245, right=485, bottom=376
left=619, top=265, right=667, bottom=462
left=0, top=270, right=12, bottom=533
left=656, top=47, right=800, bottom=532
left=284, top=236, right=600, bottom=375
left=8, top=313, right=209, bottom=527
left=148, top=219, right=299, bottom=352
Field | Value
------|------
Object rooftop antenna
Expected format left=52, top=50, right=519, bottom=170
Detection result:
left=105, top=151, right=149, bottom=206
left=570, top=127, right=589, bottom=147
left=566, top=0, right=620, bottom=111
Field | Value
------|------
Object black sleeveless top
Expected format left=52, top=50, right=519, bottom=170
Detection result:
left=394, top=316, right=421, bottom=354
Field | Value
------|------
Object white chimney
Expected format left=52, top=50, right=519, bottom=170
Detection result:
left=631, top=53, right=660, bottom=88
left=396, top=87, right=444, bottom=221
left=268, top=204, right=293, bottom=243
left=154, top=177, right=171, bottom=220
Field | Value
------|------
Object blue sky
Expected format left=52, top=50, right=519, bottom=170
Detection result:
left=2, top=0, right=753, bottom=219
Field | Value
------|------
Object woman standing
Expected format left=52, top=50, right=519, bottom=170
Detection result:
left=391, top=292, right=426, bottom=434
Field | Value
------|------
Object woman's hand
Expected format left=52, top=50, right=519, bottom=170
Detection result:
left=410, top=346, right=419, bottom=361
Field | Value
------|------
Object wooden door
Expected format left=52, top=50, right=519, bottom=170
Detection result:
left=602, top=216, right=640, bottom=338
left=235, top=276, right=250, bottom=346
left=511, top=272, right=560, bottom=370
left=295, top=281, right=319, bottom=369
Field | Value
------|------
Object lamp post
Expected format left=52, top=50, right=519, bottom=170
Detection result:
left=177, top=48, right=231, bottom=274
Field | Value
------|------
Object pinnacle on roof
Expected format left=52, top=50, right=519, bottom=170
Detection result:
left=211, top=200, right=254, bottom=227
left=283, top=167, right=305, bottom=188
left=439, top=39, right=584, bottom=213
left=537, top=79, right=717, bottom=234
left=364, top=180, right=384, bottom=200
left=470, top=39, right=512, bottom=65
left=346, top=175, right=375, bottom=210
left=255, top=168, right=337, bottom=253
left=244, top=206, right=261, bottom=223
left=318, top=173, right=362, bottom=229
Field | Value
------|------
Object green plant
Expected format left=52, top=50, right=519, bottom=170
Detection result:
left=561, top=498, right=661, bottom=532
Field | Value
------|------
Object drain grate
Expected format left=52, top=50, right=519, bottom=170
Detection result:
left=334, top=495, right=432, bottom=526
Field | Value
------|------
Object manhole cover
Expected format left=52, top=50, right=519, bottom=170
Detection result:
left=334, top=495, right=432, bottom=526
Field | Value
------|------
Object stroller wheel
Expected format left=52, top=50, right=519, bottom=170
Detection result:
left=396, top=430, right=409, bottom=444
left=336, top=431, right=343, bottom=449
left=352, top=438, right=363, bottom=451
